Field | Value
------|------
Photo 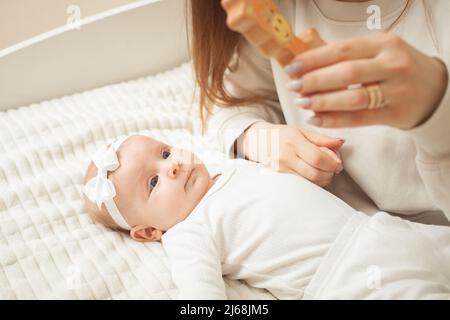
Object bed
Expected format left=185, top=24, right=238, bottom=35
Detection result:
left=0, top=61, right=276, bottom=299
left=0, top=0, right=275, bottom=299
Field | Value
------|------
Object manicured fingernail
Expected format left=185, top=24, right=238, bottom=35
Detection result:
left=336, top=165, right=344, bottom=174
left=294, top=97, right=311, bottom=109
left=284, top=61, right=303, bottom=75
left=308, top=116, right=322, bottom=126
left=286, top=79, right=303, bottom=92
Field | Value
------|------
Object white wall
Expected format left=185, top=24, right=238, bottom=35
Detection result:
left=0, top=0, right=190, bottom=111
left=0, top=0, right=136, bottom=50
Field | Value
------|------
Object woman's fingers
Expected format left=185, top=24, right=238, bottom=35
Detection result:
left=319, top=147, right=343, bottom=168
left=262, top=126, right=344, bottom=187
left=298, top=85, right=374, bottom=112
left=295, top=59, right=386, bottom=95
left=300, top=129, right=345, bottom=151
left=309, top=107, right=395, bottom=128
left=286, top=157, right=335, bottom=187
left=295, top=134, right=343, bottom=173
left=285, top=34, right=383, bottom=78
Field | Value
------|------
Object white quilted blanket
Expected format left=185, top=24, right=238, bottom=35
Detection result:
left=0, top=62, right=275, bottom=299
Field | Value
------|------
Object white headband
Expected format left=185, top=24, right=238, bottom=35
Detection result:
left=83, top=135, right=133, bottom=230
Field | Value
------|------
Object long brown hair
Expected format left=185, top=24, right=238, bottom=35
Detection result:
left=185, top=0, right=267, bottom=129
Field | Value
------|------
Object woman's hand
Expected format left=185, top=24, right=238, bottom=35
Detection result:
left=285, top=33, right=449, bottom=129
left=240, top=121, right=345, bottom=187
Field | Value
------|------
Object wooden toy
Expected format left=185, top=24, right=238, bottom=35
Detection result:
left=221, top=0, right=325, bottom=67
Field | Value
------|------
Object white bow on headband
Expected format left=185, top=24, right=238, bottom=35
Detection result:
left=83, top=136, right=132, bottom=230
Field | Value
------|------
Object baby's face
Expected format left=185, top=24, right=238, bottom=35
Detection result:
left=109, top=135, right=213, bottom=241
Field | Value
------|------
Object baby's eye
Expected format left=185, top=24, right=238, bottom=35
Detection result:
left=162, top=150, right=171, bottom=159
left=150, top=176, right=159, bottom=189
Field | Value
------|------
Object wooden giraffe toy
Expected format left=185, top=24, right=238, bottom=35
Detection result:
left=221, top=0, right=325, bottom=67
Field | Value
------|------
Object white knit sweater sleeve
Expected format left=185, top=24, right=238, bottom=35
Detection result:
left=161, top=220, right=226, bottom=300
left=404, top=2, right=450, bottom=220
left=406, top=62, right=450, bottom=220
left=207, top=37, right=284, bottom=157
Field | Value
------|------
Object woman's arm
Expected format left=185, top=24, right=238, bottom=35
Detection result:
left=208, top=37, right=345, bottom=187
left=407, top=69, right=450, bottom=220
left=207, top=36, right=285, bottom=158
left=405, top=2, right=450, bottom=220
left=281, top=1, right=450, bottom=217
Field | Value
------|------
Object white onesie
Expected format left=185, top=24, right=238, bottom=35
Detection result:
left=161, top=160, right=450, bottom=299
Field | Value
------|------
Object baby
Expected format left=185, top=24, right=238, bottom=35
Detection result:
left=83, top=134, right=215, bottom=240
left=83, top=134, right=450, bottom=299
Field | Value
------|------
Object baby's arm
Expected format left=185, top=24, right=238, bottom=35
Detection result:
left=162, top=221, right=226, bottom=300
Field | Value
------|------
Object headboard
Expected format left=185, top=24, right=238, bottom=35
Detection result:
left=0, top=0, right=190, bottom=111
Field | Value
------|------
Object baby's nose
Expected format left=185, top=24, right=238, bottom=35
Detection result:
left=167, top=162, right=180, bottom=178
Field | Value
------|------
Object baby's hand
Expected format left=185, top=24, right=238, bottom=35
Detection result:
left=242, top=122, right=345, bottom=187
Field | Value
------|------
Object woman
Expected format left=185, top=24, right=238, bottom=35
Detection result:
left=188, top=0, right=450, bottom=224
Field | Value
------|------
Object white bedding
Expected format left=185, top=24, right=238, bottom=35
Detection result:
left=0, top=62, right=275, bottom=299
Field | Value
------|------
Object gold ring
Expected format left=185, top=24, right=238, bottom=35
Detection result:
left=366, top=84, right=386, bottom=110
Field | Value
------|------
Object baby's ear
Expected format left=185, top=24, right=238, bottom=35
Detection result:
left=130, top=226, right=163, bottom=242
